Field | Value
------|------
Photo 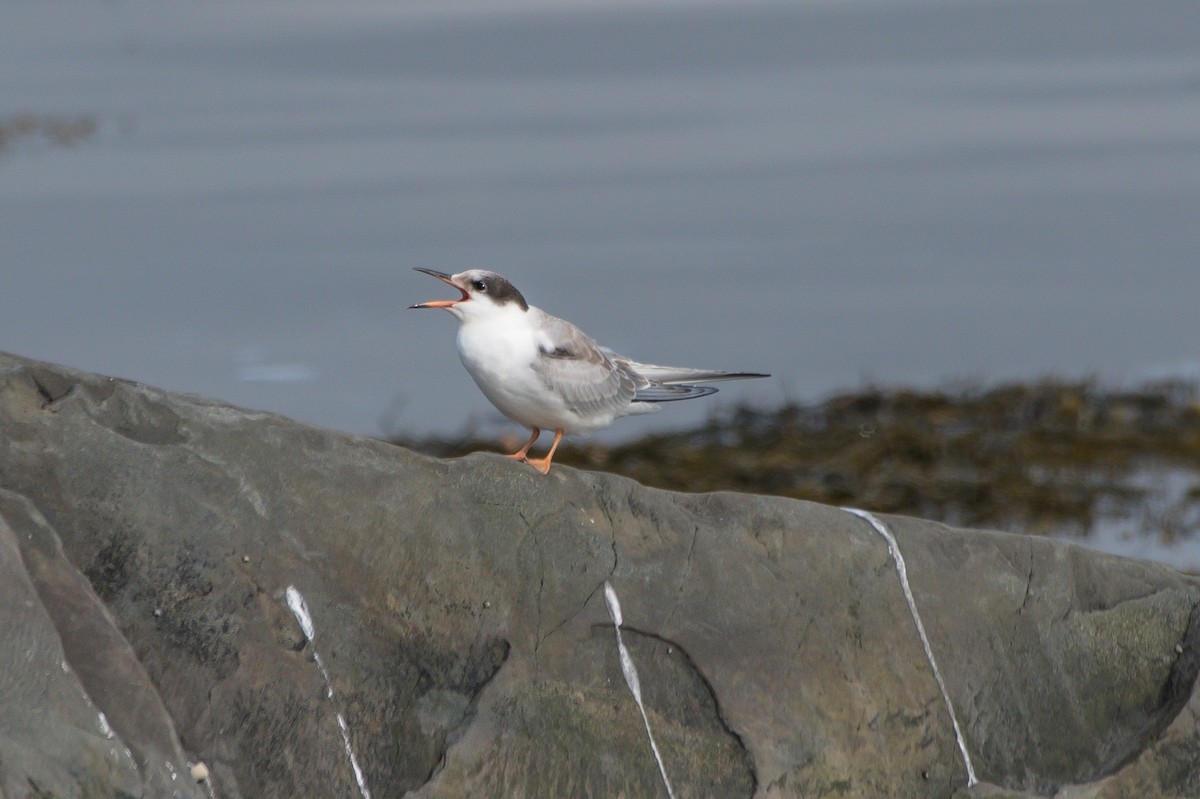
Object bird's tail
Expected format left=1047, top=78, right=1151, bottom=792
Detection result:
left=633, top=383, right=721, bottom=402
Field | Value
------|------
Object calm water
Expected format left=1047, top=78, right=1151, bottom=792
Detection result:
left=2, top=0, right=1198, bottom=443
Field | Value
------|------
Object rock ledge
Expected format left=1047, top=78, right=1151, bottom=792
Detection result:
left=1, top=351, right=1198, bottom=799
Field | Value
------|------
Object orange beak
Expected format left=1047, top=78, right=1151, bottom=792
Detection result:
left=409, top=268, right=469, bottom=309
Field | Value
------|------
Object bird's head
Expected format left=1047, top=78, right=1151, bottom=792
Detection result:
left=409, top=268, right=529, bottom=321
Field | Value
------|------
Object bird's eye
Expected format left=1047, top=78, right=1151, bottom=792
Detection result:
left=471, top=279, right=487, bottom=292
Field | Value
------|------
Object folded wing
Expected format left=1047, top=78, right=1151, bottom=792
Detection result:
left=530, top=312, right=771, bottom=415
left=531, top=312, right=639, bottom=418
left=606, top=352, right=770, bottom=403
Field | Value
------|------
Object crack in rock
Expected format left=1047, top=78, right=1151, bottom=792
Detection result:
left=602, top=619, right=758, bottom=797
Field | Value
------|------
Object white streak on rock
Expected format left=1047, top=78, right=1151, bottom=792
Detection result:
left=842, top=508, right=978, bottom=787
left=603, top=582, right=675, bottom=799
left=285, top=585, right=315, bottom=642
left=285, top=585, right=372, bottom=799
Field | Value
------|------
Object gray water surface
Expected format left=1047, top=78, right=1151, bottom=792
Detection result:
left=2, top=0, right=1197, bottom=440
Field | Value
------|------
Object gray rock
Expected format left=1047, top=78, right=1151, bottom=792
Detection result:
left=0, top=350, right=1197, bottom=798
left=0, top=487, right=204, bottom=799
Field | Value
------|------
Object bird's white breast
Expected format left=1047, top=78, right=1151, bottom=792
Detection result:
left=454, top=306, right=575, bottom=429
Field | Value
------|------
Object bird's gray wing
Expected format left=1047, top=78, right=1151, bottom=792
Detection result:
left=602, top=353, right=770, bottom=385
left=530, top=311, right=639, bottom=417
left=596, top=350, right=770, bottom=402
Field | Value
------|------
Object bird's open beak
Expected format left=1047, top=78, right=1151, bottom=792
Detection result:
left=409, top=268, right=469, bottom=309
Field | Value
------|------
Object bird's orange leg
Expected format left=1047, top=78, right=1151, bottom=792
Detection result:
left=525, top=429, right=563, bottom=475
left=505, top=428, right=540, bottom=461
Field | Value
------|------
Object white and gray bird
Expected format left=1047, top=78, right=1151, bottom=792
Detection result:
left=410, top=268, right=769, bottom=474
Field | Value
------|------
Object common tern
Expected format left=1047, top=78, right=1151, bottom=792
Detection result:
left=410, top=268, right=769, bottom=474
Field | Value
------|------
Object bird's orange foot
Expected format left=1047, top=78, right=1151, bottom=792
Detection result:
left=523, top=429, right=563, bottom=475
left=525, top=456, right=553, bottom=475
left=504, top=428, right=540, bottom=463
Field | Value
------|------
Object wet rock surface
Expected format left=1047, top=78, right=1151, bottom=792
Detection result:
left=1, top=351, right=1198, bottom=798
